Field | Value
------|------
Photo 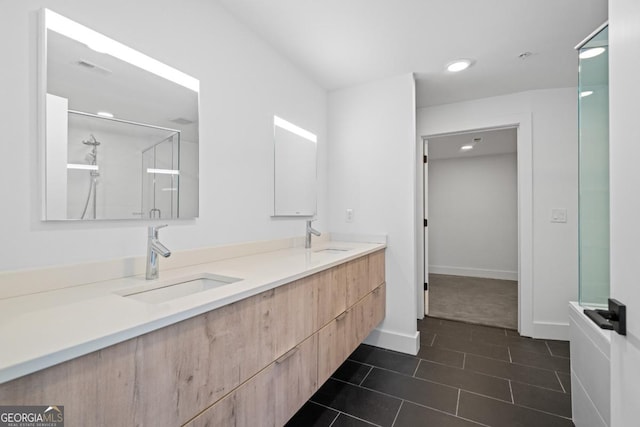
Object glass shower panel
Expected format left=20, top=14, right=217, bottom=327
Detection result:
left=141, top=133, right=180, bottom=219
left=578, top=26, right=609, bottom=307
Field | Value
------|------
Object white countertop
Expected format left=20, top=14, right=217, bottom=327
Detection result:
left=0, top=240, right=385, bottom=384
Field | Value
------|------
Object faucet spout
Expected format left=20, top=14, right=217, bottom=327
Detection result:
left=146, top=225, right=171, bottom=280
left=150, top=239, right=171, bottom=258
left=305, top=219, right=321, bottom=249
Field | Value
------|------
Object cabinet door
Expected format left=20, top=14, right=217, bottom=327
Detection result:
left=346, top=256, right=370, bottom=307
left=317, top=310, right=351, bottom=385
left=273, top=276, right=318, bottom=356
left=368, top=250, right=386, bottom=291
left=317, top=263, right=347, bottom=328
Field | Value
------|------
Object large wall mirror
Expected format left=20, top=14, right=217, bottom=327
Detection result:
left=272, top=116, right=317, bottom=216
left=40, top=9, right=199, bottom=220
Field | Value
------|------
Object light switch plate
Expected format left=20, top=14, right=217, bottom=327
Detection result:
left=346, top=209, right=354, bottom=222
left=551, top=208, right=567, bottom=223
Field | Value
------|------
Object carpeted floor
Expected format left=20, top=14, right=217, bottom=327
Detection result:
left=428, top=273, right=518, bottom=330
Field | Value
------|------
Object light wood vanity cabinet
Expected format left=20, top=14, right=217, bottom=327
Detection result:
left=0, top=249, right=385, bottom=427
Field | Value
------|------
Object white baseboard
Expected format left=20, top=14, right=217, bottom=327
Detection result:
left=429, top=265, right=518, bottom=281
left=531, top=321, right=570, bottom=341
left=363, top=327, right=420, bottom=355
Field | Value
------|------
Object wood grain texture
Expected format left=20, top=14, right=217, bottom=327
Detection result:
left=274, top=276, right=317, bottom=357
left=368, top=250, right=386, bottom=291
left=346, top=256, right=370, bottom=307
left=274, top=335, right=318, bottom=425
left=316, top=263, right=347, bottom=328
left=317, top=309, right=351, bottom=385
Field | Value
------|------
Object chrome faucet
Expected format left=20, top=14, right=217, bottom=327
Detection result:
left=146, top=224, right=171, bottom=280
left=305, top=219, right=321, bottom=249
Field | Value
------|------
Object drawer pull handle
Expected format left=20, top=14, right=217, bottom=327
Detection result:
left=336, top=312, right=348, bottom=321
left=276, top=346, right=299, bottom=364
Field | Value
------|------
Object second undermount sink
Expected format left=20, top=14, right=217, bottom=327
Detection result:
left=314, top=248, right=352, bottom=254
left=120, top=273, right=242, bottom=304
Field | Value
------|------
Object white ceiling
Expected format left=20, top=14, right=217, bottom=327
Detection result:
left=216, top=0, right=607, bottom=107
left=428, top=128, right=516, bottom=160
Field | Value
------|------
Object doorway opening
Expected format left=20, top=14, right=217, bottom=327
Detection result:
left=423, top=127, right=519, bottom=330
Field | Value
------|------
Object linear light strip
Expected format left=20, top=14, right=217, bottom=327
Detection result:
left=67, top=164, right=99, bottom=171
left=45, top=9, right=199, bottom=92
left=147, top=168, right=180, bottom=175
left=274, top=116, right=317, bottom=143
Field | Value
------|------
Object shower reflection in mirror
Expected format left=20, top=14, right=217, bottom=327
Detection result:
left=63, top=110, right=181, bottom=220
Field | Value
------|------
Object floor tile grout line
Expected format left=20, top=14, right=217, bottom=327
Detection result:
left=545, top=340, right=553, bottom=356
left=507, top=346, right=513, bottom=363
left=327, top=376, right=464, bottom=415
left=462, top=352, right=466, bottom=369
left=461, top=388, right=573, bottom=420
left=555, top=370, right=567, bottom=393
left=404, top=393, right=493, bottom=427
left=508, top=380, right=514, bottom=404
left=326, top=411, right=340, bottom=427
left=313, top=401, right=381, bottom=427
left=351, top=348, right=567, bottom=394
left=366, top=357, right=514, bottom=394
left=411, top=359, right=421, bottom=377
left=463, top=349, right=566, bottom=373
left=455, top=364, right=568, bottom=394
left=342, top=367, right=516, bottom=406
left=390, top=399, right=404, bottom=427
left=430, top=333, right=436, bottom=346
left=359, top=365, right=374, bottom=386
left=416, top=354, right=465, bottom=370
left=455, top=388, right=461, bottom=416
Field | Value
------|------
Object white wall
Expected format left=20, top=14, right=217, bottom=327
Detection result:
left=609, top=1, right=640, bottom=425
left=328, top=73, right=419, bottom=354
left=429, top=153, right=518, bottom=280
left=418, top=88, right=578, bottom=339
left=0, top=0, right=327, bottom=272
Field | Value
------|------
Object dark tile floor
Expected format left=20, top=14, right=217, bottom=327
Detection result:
left=286, top=316, right=573, bottom=427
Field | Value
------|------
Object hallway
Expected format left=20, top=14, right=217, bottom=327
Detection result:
left=288, top=317, right=572, bottom=427
left=429, top=274, right=518, bottom=329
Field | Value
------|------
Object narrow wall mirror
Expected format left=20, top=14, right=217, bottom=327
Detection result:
left=40, top=9, right=199, bottom=220
left=272, top=116, right=317, bottom=216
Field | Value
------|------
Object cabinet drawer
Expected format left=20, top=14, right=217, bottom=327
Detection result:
left=317, top=309, right=351, bottom=385
left=188, top=335, right=318, bottom=427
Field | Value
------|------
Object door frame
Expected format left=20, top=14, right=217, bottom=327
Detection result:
left=416, top=113, right=533, bottom=336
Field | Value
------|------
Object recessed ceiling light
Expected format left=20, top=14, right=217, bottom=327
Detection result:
left=580, top=91, right=594, bottom=98
left=97, top=111, right=114, bottom=118
left=579, top=47, right=606, bottom=59
left=460, top=145, right=474, bottom=151
left=447, top=59, right=473, bottom=73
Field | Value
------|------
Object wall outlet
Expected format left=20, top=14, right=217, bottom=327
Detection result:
left=346, top=208, right=354, bottom=222
left=551, top=208, right=567, bottom=223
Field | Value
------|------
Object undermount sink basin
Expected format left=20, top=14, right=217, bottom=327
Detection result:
left=314, top=248, right=352, bottom=254
left=120, top=273, right=242, bottom=304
